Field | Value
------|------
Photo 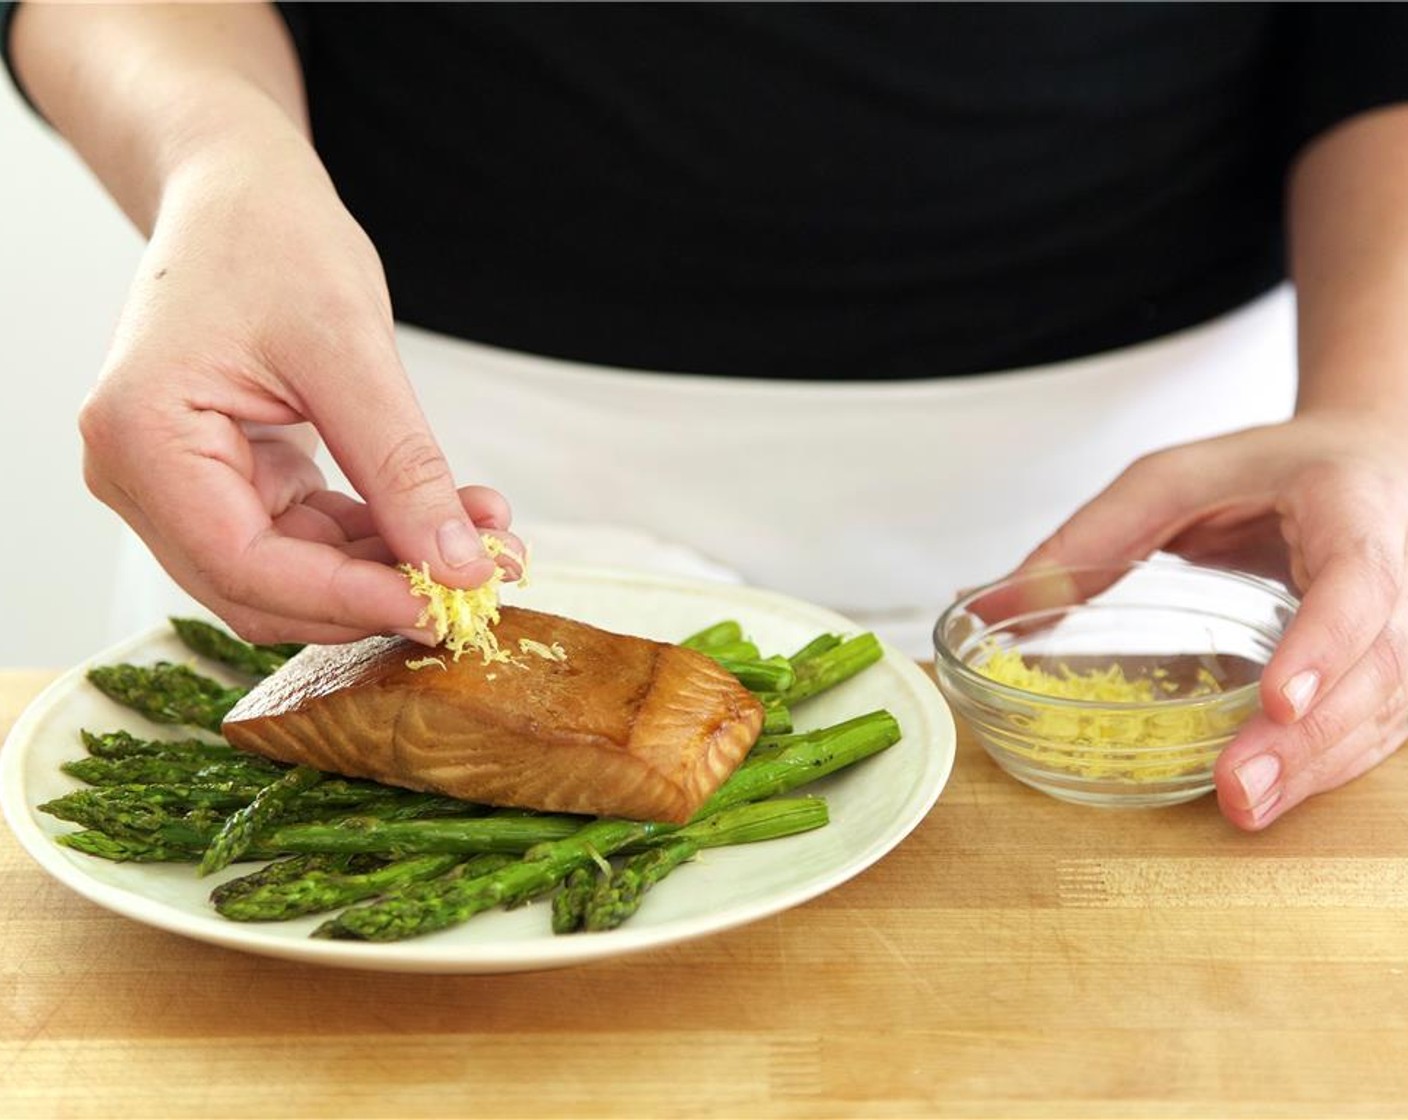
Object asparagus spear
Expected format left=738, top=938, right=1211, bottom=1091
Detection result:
left=41, top=789, right=197, bottom=839
left=57, top=829, right=203, bottom=863
left=199, top=765, right=326, bottom=875
left=691, top=709, right=900, bottom=819
left=576, top=797, right=830, bottom=933
left=216, top=852, right=517, bottom=921
left=578, top=843, right=690, bottom=932
left=551, top=867, right=599, bottom=934
left=779, top=632, right=884, bottom=707
left=87, top=662, right=247, bottom=733
left=44, top=776, right=582, bottom=859
left=61, top=752, right=286, bottom=788
left=680, top=620, right=743, bottom=651
left=169, top=617, right=301, bottom=678
left=51, top=802, right=224, bottom=853
left=759, top=698, right=793, bottom=735
left=710, top=654, right=796, bottom=694
left=696, top=640, right=761, bottom=663
left=209, top=852, right=367, bottom=908
left=42, top=783, right=265, bottom=825
left=42, top=778, right=469, bottom=836
left=251, top=812, right=591, bottom=858
left=79, top=729, right=243, bottom=763
left=789, top=633, right=843, bottom=664
left=746, top=723, right=843, bottom=763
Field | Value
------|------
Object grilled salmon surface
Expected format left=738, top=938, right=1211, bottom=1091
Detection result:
left=221, top=607, right=765, bottom=823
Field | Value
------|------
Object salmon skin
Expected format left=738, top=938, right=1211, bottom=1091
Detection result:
left=221, top=606, right=765, bottom=823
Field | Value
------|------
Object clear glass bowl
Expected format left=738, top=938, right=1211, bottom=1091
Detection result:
left=932, top=559, right=1299, bottom=808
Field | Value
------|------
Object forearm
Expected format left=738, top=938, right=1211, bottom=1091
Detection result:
left=10, top=2, right=314, bottom=234
left=1288, top=103, right=1408, bottom=425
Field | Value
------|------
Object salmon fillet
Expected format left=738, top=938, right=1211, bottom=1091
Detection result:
left=221, top=606, right=765, bottom=823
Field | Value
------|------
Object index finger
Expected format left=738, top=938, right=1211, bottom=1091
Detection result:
left=1260, top=535, right=1404, bottom=724
left=144, top=451, right=433, bottom=636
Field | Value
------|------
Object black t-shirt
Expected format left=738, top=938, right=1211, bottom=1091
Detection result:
left=7, top=2, right=1408, bottom=378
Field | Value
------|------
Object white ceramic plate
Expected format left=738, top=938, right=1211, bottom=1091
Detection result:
left=1, top=566, right=955, bottom=973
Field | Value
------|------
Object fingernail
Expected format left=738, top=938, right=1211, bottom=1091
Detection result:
left=1234, top=752, right=1282, bottom=807
left=1282, top=670, right=1320, bottom=719
left=437, top=519, right=483, bottom=569
left=394, top=626, right=439, bottom=647
left=1250, top=789, right=1284, bottom=826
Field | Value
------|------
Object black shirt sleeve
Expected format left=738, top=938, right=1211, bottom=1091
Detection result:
left=0, top=1, right=41, bottom=118
left=1281, top=2, right=1408, bottom=160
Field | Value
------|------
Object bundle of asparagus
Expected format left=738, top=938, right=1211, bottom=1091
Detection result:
left=40, top=613, right=900, bottom=943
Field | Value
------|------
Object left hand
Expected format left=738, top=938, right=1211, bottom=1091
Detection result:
left=1014, top=410, right=1408, bottom=829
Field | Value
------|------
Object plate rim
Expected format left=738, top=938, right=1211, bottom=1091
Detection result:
left=1, top=566, right=954, bottom=973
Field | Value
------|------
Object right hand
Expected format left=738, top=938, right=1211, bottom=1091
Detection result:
left=79, top=138, right=518, bottom=646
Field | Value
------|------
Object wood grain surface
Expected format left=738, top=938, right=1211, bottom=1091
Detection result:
left=4, top=667, right=1408, bottom=1119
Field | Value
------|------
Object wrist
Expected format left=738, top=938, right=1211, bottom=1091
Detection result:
left=1290, top=106, right=1408, bottom=433
left=11, top=2, right=310, bottom=235
left=154, top=89, right=329, bottom=230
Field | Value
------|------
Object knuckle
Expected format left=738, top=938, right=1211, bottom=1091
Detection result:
left=1316, top=604, right=1366, bottom=661
left=1289, top=458, right=1343, bottom=499
left=375, top=431, right=454, bottom=500
left=1371, top=618, right=1408, bottom=698
left=235, top=618, right=289, bottom=647
left=1123, top=448, right=1171, bottom=483
left=1122, top=445, right=1204, bottom=505
left=212, top=577, right=251, bottom=614
left=196, top=559, right=252, bottom=613
left=75, top=392, right=107, bottom=451
left=80, top=455, right=115, bottom=505
left=1360, top=539, right=1404, bottom=602
left=219, top=607, right=267, bottom=645
left=267, top=288, right=392, bottom=376
left=78, top=384, right=144, bottom=503
left=76, top=383, right=127, bottom=458
left=1295, top=701, right=1352, bottom=761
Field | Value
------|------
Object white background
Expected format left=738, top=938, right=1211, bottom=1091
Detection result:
left=0, top=70, right=143, bottom=666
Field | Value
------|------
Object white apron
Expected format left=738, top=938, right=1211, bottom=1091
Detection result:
left=114, top=285, right=1297, bottom=656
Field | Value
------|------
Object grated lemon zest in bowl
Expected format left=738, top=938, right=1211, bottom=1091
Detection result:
left=977, top=647, right=1224, bottom=704
left=397, top=535, right=533, bottom=665
left=975, top=646, right=1237, bottom=782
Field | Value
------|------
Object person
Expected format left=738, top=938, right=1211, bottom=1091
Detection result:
left=4, top=3, right=1407, bottom=832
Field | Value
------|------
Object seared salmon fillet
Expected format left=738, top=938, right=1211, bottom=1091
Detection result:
left=221, top=607, right=764, bottom=823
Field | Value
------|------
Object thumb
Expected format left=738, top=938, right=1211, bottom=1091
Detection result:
left=307, top=341, right=493, bottom=589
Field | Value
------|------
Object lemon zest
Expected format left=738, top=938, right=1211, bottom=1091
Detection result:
left=977, top=646, right=1224, bottom=704
left=398, top=535, right=528, bottom=664
left=518, top=638, right=567, bottom=662
left=404, top=656, right=448, bottom=672
left=974, top=645, right=1248, bottom=783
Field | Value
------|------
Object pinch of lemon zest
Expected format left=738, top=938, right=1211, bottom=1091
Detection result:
left=397, top=534, right=528, bottom=664
left=585, top=844, right=612, bottom=877
left=975, top=644, right=1245, bottom=783
left=518, top=638, right=568, bottom=662
left=404, top=656, right=447, bottom=672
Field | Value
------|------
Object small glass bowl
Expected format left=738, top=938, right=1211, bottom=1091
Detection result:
left=933, top=559, right=1299, bottom=808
